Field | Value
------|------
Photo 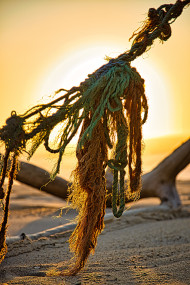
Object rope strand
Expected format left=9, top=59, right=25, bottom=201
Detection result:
left=0, top=153, right=17, bottom=263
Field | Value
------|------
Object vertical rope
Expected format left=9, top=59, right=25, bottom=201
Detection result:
left=112, top=169, right=126, bottom=218
left=0, top=149, right=11, bottom=199
left=108, top=112, right=128, bottom=218
left=0, top=153, right=17, bottom=263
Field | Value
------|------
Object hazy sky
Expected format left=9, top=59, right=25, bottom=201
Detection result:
left=0, top=0, right=190, bottom=139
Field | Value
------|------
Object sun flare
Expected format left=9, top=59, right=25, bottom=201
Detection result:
left=133, top=58, right=173, bottom=139
left=37, top=44, right=172, bottom=143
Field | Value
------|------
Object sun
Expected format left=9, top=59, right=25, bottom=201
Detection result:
left=37, top=44, right=173, bottom=142
left=38, top=44, right=122, bottom=95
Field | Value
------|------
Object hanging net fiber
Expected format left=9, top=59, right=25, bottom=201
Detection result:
left=0, top=0, right=189, bottom=275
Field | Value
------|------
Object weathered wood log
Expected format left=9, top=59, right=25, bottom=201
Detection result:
left=9, top=138, right=190, bottom=208
left=16, top=162, right=71, bottom=200
left=141, top=139, right=190, bottom=208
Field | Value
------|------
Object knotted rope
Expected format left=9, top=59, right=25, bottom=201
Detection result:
left=0, top=0, right=189, bottom=274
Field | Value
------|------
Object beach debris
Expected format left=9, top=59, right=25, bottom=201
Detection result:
left=0, top=0, right=189, bottom=275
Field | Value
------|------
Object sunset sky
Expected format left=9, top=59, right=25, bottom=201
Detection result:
left=0, top=0, right=190, bottom=141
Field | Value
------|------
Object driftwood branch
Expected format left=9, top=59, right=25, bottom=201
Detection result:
left=106, top=139, right=190, bottom=208
left=141, top=139, right=190, bottom=208
left=16, top=162, right=70, bottom=200
left=11, top=138, right=190, bottom=208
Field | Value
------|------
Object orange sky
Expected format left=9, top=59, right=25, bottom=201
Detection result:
left=0, top=0, right=190, bottom=140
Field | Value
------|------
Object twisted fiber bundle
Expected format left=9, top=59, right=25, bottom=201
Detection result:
left=0, top=0, right=189, bottom=274
left=66, top=117, right=108, bottom=275
left=63, top=65, right=146, bottom=275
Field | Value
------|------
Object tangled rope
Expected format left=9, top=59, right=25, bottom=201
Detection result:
left=0, top=0, right=189, bottom=274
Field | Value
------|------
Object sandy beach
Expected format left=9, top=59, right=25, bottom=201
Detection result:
left=0, top=178, right=189, bottom=285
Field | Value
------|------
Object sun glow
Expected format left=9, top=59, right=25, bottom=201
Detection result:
left=37, top=44, right=172, bottom=142
left=38, top=44, right=122, bottom=95
left=133, top=58, right=173, bottom=139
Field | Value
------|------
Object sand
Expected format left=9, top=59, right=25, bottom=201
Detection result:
left=0, top=180, right=190, bottom=285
